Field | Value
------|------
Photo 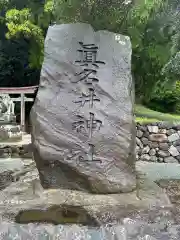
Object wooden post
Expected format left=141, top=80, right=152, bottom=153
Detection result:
left=20, top=93, right=25, bottom=132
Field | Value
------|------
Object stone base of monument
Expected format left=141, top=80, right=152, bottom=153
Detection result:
left=0, top=125, right=22, bottom=142
left=0, top=165, right=180, bottom=238
left=0, top=167, right=172, bottom=224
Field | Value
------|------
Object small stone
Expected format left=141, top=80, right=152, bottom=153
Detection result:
left=21, top=152, right=32, bottom=158
left=136, top=145, right=140, bottom=152
left=141, top=137, right=149, bottom=145
left=12, top=153, right=20, bottom=158
left=157, top=157, right=164, bottom=163
left=168, top=145, right=179, bottom=157
left=159, top=129, right=167, bottom=134
left=173, top=139, right=180, bottom=146
left=11, top=146, right=20, bottom=153
left=149, top=142, right=159, bottom=148
left=3, top=147, right=10, bottom=153
left=136, top=130, right=143, bottom=138
left=158, top=122, right=171, bottom=129
left=175, top=145, right=180, bottom=151
left=149, top=134, right=167, bottom=142
left=175, top=155, right=180, bottom=162
left=0, top=153, right=11, bottom=158
left=142, top=146, right=150, bottom=154
left=167, top=129, right=176, bottom=136
left=147, top=125, right=159, bottom=133
left=143, top=131, right=150, bottom=138
left=176, top=125, right=180, bottom=130
left=164, top=156, right=178, bottom=163
left=157, top=150, right=170, bottom=157
left=172, top=125, right=178, bottom=130
left=141, top=154, right=150, bottom=161
left=136, top=137, right=143, bottom=148
left=149, top=149, right=156, bottom=156
left=159, top=143, right=169, bottom=151
left=0, top=149, right=5, bottom=156
left=138, top=125, right=147, bottom=132
left=150, top=156, right=157, bottom=162
left=168, top=133, right=179, bottom=142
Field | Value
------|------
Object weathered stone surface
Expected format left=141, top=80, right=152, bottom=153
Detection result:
left=138, top=125, right=147, bottom=132
left=0, top=159, right=177, bottom=240
left=0, top=94, right=15, bottom=123
left=176, top=125, right=180, bottom=130
left=159, top=128, right=167, bottom=134
left=168, top=145, right=179, bottom=157
left=156, top=179, right=180, bottom=206
left=136, top=145, right=140, bottom=153
left=0, top=170, right=14, bottom=190
left=136, top=130, right=143, bottom=138
left=142, top=146, right=150, bottom=154
left=157, top=157, right=164, bottom=162
left=173, top=139, right=180, bottom=146
left=175, top=146, right=180, bottom=152
left=157, top=150, right=170, bottom=158
left=149, top=134, right=167, bottom=142
left=1, top=211, right=180, bottom=240
left=0, top=166, right=171, bottom=226
left=150, top=156, right=158, bottom=162
left=175, top=155, right=180, bottom=162
left=149, top=142, right=159, bottom=149
left=31, top=23, right=136, bottom=194
left=168, top=133, right=180, bottom=142
left=167, top=129, right=176, bottom=136
left=164, top=157, right=179, bottom=163
left=0, top=125, right=22, bottom=142
left=141, top=154, right=150, bottom=161
left=159, top=142, right=169, bottom=151
left=141, top=137, right=149, bottom=145
left=136, top=137, right=143, bottom=148
left=147, top=125, right=158, bottom=133
left=149, top=149, right=156, bottom=156
left=143, top=131, right=150, bottom=138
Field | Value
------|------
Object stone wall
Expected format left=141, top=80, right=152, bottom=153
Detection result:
left=0, top=143, right=32, bottom=158
left=136, top=122, right=180, bottom=163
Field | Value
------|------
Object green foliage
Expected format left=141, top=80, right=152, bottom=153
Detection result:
left=54, top=0, right=133, bottom=32
left=0, top=0, right=54, bottom=70
left=0, top=0, right=179, bottom=112
left=147, top=81, right=180, bottom=113
left=162, top=52, right=180, bottom=80
left=135, top=104, right=180, bottom=122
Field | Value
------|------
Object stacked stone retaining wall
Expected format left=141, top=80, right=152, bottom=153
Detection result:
left=136, top=122, right=180, bottom=163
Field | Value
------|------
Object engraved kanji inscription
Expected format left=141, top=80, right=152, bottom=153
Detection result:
left=65, top=144, right=101, bottom=163
left=73, top=41, right=105, bottom=85
left=72, top=113, right=102, bottom=136
left=74, top=88, right=100, bottom=107
left=74, top=69, right=99, bottom=84
left=64, top=149, right=84, bottom=162
left=87, top=143, right=95, bottom=161
left=75, top=42, right=105, bottom=67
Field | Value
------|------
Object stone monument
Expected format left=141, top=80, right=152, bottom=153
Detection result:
left=0, top=94, right=22, bottom=141
left=0, top=24, right=175, bottom=240
left=31, top=23, right=136, bottom=194
left=0, top=94, right=15, bottom=123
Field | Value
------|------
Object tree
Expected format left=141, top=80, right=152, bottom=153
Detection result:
left=0, top=0, right=179, bottom=105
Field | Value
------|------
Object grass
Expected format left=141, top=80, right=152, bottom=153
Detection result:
left=135, top=104, right=180, bottom=124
